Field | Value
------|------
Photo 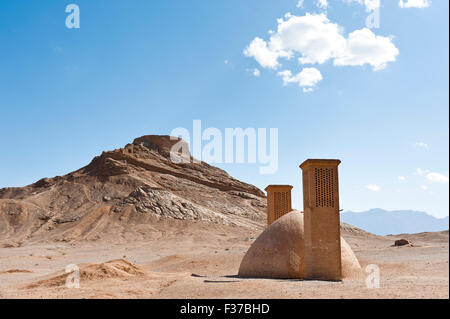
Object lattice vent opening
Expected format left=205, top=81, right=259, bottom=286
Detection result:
left=314, top=167, right=336, bottom=208
left=273, top=191, right=288, bottom=220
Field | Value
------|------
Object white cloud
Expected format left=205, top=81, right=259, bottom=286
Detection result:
left=243, top=37, right=284, bottom=69
left=413, top=141, right=429, bottom=149
left=344, top=0, right=380, bottom=12
left=415, top=168, right=449, bottom=184
left=316, top=0, right=329, bottom=9
left=277, top=67, right=323, bottom=91
left=399, top=0, right=431, bottom=8
left=244, top=13, right=399, bottom=74
left=253, top=68, right=261, bottom=77
left=366, top=184, right=381, bottom=192
left=364, top=0, right=381, bottom=11
left=271, top=13, right=347, bottom=65
left=426, top=172, right=449, bottom=184
left=333, top=28, right=399, bottom=71
left=421, top=185, right=429, bottom=190
left=224, top=60, right=229, bottom=64
left=415, top=168, right=428, bottom=175
left=244, top=11, right=399, bottom=92
left=296, top=0, right=305, bottom=8
left=398, top=176, right=406, bottom=181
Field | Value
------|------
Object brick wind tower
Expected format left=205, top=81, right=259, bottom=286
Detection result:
left=265, top=185, right=293, bottom=226
left=300, top=159, right=342, bottom=281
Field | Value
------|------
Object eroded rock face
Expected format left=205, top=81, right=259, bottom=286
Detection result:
left=97, top=158, right=129, bottom=176
left=238, top=211, right=362, bottom=280
left=115, top=186, right=230, bottom=224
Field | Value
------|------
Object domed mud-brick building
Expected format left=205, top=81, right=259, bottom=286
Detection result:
left=238, top=210, right=362, bottom=279
left=238, top=159, right=362, bottom=281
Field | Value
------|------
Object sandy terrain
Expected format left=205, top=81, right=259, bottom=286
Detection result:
left=0, top=222, right=447, bottom=299
left=0, top=136, right=447, bottom=299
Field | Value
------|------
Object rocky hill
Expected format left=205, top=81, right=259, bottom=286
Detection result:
left=0, top=135, right=267, bottom=247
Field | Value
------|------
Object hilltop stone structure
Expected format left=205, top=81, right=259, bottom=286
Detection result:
left=265, top=185, right=293, bottom=226
left=238, top=159, right=361, bottom=281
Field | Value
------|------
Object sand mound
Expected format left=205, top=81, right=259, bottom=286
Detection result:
left=238, top=211, right=362, bottom=280
left=26, top=259, right=145, bottom=289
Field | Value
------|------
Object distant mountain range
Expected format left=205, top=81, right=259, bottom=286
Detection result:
left=340, top=209, right=449, bottom=236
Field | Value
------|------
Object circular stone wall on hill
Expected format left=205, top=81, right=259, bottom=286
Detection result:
left=238, top=210, right=362, bottom=280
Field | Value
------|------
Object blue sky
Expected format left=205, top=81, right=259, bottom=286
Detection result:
left=0, top=0, right=448, bottom=218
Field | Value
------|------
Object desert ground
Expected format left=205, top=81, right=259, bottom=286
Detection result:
left=0, top=220, right=448, bottom=299
left=0, top=136, right=448, bottom=299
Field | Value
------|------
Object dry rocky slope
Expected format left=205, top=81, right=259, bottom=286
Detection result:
left=0, top=134, right=382, bottom=248
left=0, top=135, right=267, bottom=247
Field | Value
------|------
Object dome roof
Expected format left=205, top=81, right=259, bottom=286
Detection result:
left=238, top=210, right=361, bottom=280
